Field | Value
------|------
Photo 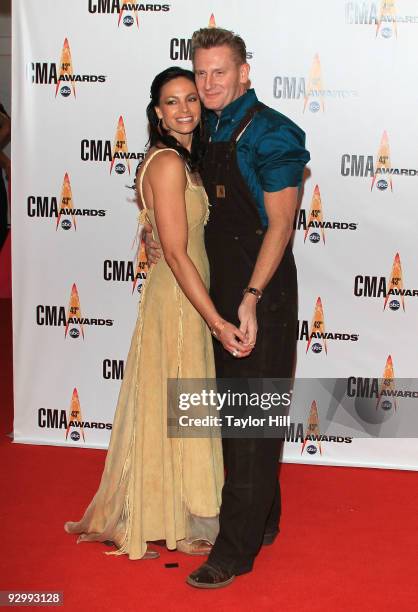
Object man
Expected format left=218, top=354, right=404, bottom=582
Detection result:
left=145, top=27, right=310, bottom=588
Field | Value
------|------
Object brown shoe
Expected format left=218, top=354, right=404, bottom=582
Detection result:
left=186, top=563, right=235, bottom=589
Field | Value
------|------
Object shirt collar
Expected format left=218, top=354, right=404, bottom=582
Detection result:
left=206, top=89, right=258, bottom=132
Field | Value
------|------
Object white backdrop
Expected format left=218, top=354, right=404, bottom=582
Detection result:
left=12, top=0, right=418, bottom=469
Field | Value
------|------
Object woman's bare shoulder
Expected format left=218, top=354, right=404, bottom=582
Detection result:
left=137, top=147, right=182, bottom=177
left=145, top=147, right=185, bottom=180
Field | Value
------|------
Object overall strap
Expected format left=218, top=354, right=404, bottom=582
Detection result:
left=231, top=102, right=266, bottom=143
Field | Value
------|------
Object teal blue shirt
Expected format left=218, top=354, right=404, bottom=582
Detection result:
left=206, top=89, right=310, bottom=227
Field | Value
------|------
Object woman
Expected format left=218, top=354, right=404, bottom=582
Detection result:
left=64, top=67, right=250, bottom=560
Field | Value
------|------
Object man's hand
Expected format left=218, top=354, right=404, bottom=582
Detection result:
left=143, top=220, right=162, bottom=264
left=216, top=321, right=253, bottom=358
left=237, top=292, right=258, bottom=349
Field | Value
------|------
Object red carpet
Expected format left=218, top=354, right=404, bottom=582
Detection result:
left=1, top=298, right=417, bottom=611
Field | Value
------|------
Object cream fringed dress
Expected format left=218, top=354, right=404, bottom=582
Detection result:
left=65, top=149, right=224, bottom=559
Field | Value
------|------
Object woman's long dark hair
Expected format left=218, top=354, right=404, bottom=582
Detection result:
left=146, top=66, right=205, bottom=172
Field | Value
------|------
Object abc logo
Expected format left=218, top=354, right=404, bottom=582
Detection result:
left=312, top=343, right=322, bottom=354
left=61, top=219, right=72, bottom=230
left=70, top=431, right=80, bottom=441
left=60, top=85, right=71, bottom=97
left=69, top=328, right=80, bottom=339
left=381, top=27, right=392, bottom=39
left=307, top=444, right=317, bottom=455
left=309, top=232, right=320, bottom=244
left=381, top=400, right=392, bottom=411
left=389, top=300, right=400, bottom=311
left=115, top=163, right=126, bottom=174
left=309, top=101, right=320, bottom=113
left=123, top=15, right=134, bottom=26
left=137, top=283, right=142, bottom=293
left=377, top=179, right=388, bottom=191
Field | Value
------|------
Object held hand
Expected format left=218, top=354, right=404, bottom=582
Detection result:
left=213, top=320, right=253, bottom=358
left=237, top=293, right=258, bottom=349
left=143, top=221, right=162, bottom=264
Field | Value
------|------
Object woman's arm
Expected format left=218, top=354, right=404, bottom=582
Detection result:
left=144, top=150, right=250, bottom=356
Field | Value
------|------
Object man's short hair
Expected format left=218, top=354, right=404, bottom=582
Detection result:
left=191, top=27, right=247, bottom=65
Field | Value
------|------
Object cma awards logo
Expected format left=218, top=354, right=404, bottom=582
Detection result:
left=297, top=297, right=359, bottom=355
left=103, top=215, right=149, bottom=293
left=341, top=131, right=418, bottom=191
left=344, top=355, right=418, bottom=427
left=65, top=388, right=86, bottom=442
left=345, top=0, right=418, bottom=39
left=169, top=14, right=254, bottom=61
left=294, top=184, right=358, bottom=244
left=37, top=388, right=112, bottom=442
left=35, top=283, right=114, bottom=339
left=103, top=241, right=149, bottom=294
left=87, top=1, right=171, bottom=28
left=301, top=401, right=323, bottom=455
left=347, top=355, right=399, bottom=413
left=81, top=115, right=145, bottom=175
left=354, top=252, right=418, bottom=311
left=29, top=38, right=106, bottom=97
left=284, top=401, right=353, bottom=455
left=273, top=54, right=357, bottom=113
left=26, top=173, right=106, bottom=230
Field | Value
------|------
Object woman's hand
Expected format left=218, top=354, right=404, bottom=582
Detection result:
left=213, top=319, right=253, bottom=359
left=237, top=293, right=258, bottom=349
left=143, top=221, right=161, bottom=264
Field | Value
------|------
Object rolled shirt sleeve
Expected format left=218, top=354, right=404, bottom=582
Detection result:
left=255, top=120, right=310, bottom=193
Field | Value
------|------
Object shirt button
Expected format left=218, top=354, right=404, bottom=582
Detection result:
left=233, top=236, right=239, bottom=240
left=255, top=229, right=263, bottom=235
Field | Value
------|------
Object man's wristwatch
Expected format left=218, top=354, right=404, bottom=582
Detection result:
left=243, top=287, right=263, bottom=302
